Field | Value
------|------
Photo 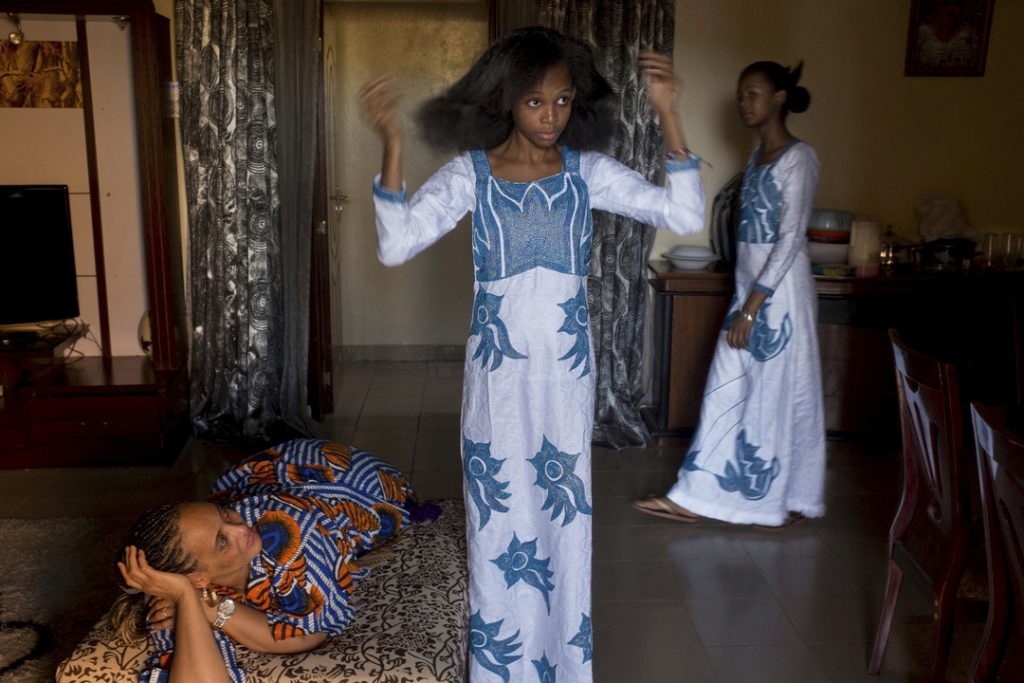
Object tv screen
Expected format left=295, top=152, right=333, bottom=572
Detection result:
left=0, top=185, right=80, bottom=326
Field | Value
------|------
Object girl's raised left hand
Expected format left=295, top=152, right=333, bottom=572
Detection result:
left=359, top=76, right=402, bottom=142
left=640, top=51, right=680, bottom=113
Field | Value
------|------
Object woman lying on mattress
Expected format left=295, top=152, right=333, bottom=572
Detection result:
left=110, top=437, right=434, bottom=683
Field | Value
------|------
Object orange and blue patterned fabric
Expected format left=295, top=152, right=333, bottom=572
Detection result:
left=140, top=438, right=416, bottom=683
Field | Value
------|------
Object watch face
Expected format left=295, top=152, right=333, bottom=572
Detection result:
left=219, top=598, right=236, bottom=617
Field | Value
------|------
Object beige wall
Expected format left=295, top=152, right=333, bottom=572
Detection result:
left=334, top=0, right=1022, bottom=350
left=659, top=0, right=1024, bottom=256
left=0, top=16, right=148, bottom=356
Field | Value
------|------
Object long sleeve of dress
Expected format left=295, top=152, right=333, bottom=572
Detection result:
left=753, top=144, right=819, bottom=295
left=579, top=151, right=705, bottom=236
left=372, top=153, right=476, bottom=266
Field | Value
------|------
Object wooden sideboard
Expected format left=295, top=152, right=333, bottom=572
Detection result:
left=645, top=261, right=1024, bottom=442
left=0, top=329, right=188, bottom=468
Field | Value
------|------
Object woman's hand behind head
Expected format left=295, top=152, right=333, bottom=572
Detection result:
left=118, top=545, right=194, bottom=603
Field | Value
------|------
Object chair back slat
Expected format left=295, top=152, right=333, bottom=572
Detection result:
left=890, top=330, right=966, bottom=535
left=971, top=403, right=1024, bottom=680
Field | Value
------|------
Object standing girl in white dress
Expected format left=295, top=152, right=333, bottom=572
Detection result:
left=633, top=60, right=826, bottom=528
left=360, top=27, right=705, bottom=682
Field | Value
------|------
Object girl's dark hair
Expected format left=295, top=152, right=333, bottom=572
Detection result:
left=417, top=26, right=616, bottom=152
left=741, top=60, right=811, bottom=117
left=105, top=504, right=198, bottom=642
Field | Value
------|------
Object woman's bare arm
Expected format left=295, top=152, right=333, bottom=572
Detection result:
left=119, top=547, right=231, bottom=683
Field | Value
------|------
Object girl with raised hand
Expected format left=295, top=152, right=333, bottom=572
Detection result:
left=361, top=26, right=705, bottom=682
left=633, top=60, right=825, bottom=528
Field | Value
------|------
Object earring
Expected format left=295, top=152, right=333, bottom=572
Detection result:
left=201, top=587, right=221, bottom=607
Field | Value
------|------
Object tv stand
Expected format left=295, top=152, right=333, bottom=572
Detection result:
left=0, top=325, right=188, bottom=468
left=0, top=326, right=83, bottom=400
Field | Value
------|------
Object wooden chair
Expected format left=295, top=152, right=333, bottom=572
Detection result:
left=869, top=330, right=974, bottom=678
left=970, top=403, right=1024, bottom=681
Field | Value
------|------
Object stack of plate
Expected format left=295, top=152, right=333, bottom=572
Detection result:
left=662, top=245, right=718, bottom=271
left=807, top=209, right=854, bottom=264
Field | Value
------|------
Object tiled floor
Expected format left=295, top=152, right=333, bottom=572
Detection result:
left=0, top=360, right=985, bottom=681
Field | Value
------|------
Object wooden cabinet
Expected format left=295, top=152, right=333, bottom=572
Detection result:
left=0, top=2, right=188, bottom=468
left=644, top=262, right=1024, bottom=443
left=647, top=269, right=731, bottom=436
left=0, top=340, right=188, bottom=468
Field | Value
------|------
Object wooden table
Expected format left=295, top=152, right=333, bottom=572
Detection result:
left=645, top=261, right=1023, bottom=442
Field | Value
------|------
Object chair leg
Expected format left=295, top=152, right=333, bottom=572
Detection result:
left=970, top=628, right=1002, bottom=682
left=869, top=559, right=904, bottom=675
left=929, top=578, right=958, bottom=682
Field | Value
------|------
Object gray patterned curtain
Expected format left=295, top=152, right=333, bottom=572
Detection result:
left=538, top=0, right=675, bottom=448
left=177, top=0, right=316, bottom=439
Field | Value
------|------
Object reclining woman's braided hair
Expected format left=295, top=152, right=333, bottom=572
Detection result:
left=106, top=503, right=197, bottom=642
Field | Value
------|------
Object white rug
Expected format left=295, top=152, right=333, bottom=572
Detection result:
left=0, top=517, right=133, bottom=683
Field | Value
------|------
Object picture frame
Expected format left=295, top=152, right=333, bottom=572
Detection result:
left=905, top=0, right=995, bottom=77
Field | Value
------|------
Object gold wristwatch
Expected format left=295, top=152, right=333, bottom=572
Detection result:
left=212, top=597, right=236, bottom=629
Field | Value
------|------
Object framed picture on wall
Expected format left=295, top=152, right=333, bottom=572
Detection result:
left=905, top=0, right=995, bottom=76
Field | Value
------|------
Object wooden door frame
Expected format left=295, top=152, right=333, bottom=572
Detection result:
left=308, top=0, right=333, bottom=419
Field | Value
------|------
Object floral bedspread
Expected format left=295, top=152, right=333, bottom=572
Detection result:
left=56, top=500, right=468, bottom=683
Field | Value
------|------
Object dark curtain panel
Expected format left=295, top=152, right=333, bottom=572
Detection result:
left=177, top=0, right=316, bottom=439
left=537, top=0, right=675, bottom=448
left=273, top=0, right=319, bottom=435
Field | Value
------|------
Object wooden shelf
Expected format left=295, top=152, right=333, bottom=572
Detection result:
left=644, top=262, right=1024, bottom=442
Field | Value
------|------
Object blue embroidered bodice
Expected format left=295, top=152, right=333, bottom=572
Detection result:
left=469, top=148, right=592, bottom=282
left=737, top=142, right=800, bottom=245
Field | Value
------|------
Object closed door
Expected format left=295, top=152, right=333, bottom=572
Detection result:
left=323, top=1, right=488, bottom=368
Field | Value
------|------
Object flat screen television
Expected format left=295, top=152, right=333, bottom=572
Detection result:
left=0, top=185, right=80, bottom=326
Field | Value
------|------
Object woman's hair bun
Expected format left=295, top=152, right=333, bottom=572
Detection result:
left=787, top=85, right=810, bottom=113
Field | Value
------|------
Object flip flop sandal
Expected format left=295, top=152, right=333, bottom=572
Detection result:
left=630, top=497, right=700, bottom=524
left=753, top=512, right=805, bottom=531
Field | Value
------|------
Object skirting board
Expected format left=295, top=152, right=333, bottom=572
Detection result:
left=337, top=345, right=464, bottom=363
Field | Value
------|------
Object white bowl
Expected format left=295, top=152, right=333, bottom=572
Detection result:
left=665, top=245, right=716, bottom=259
left=664, top=254, right=718, bottom=270
left=809, top=209, right=854, bottom=232
left=808, top=241, right=849, bottom=265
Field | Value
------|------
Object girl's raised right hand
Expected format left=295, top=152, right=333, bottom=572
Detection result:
left=359, top=76, right=401, bottom=141
left=118, top=545, right=194, bottom=603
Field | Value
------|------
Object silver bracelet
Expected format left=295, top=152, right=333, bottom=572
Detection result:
left=741, top=310, right=755, bottom=323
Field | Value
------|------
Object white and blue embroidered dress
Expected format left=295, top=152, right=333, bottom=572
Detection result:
left=373, top=145, right=704, bottom=682
left=666, top=140, right=826, bottom=526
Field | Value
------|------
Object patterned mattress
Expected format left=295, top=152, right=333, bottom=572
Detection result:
left=56, top=499, right=468, bottom=683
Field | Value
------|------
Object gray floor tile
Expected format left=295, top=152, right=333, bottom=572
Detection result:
left=736, top=524, right=832, bottom=559
left=418, top=412, right=461, bottom=431
left=667, top=557, right=775, bottom=602
left=685, top=597, right=801, bottom=646
left=595, top=600, right=717, bottom=682
left=778, top=594, right=885, bottom=644
left=752, top=551, right=884, bottom=598
left=354, top=415, right=420, bottom=432
left=594, top=559, right=678, bottom=602
left=0, top=360, right=984, bottom=682
left=592, top=466, right=680, bottom=497
left=368, top=379, right=424, bottom=399
left=360, top=395, right=423, bottom=418
left=594, top=524, right=695, bottom=561
left=351, top=429, right=418, bottom=453
left=409, top=469, right=464, bottom=500
left=705, top=644, right=827, bottom=683
left=414, top=430, right=460, bottom=456
left=372, top=361, right=427, bottom=380
left=663, top=528, right=754, bottom=561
